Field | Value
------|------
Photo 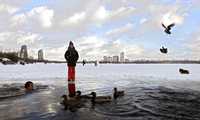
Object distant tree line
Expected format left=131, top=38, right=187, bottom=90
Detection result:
left=0, top=51, right=19, bottom=62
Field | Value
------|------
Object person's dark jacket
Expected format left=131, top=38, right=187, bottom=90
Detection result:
left=64, top=47, right=79, bottom=66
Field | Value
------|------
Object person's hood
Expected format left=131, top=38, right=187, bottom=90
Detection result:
left=68, top=41, right=75, bottom=49
left=69, top=41, right=73, bottom=46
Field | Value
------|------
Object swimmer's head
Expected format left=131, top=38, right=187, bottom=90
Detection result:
left=24, top=81, right=34, bottom=91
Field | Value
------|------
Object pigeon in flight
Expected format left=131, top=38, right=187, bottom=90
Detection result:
left=160, top=46, right=168, bottom=54
left=162, top=23, right=175, bottom=34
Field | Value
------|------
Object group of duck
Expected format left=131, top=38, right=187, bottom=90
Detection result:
left=161, top=23, right=189, bottom=74
left=61, top=87, right=124, bottom=111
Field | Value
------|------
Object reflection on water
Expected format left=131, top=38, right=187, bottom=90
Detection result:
left=0, top=64, right=200, bottom=120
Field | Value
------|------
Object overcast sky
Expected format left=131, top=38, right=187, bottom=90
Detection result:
left=0, top=0, right=200, bottom=61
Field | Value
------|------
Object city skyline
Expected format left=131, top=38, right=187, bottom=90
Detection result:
left=103, top=51, right=126, bottom=62
left=0, top=0, right=200, bottom=61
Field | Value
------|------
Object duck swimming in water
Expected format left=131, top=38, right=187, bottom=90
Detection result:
left=61, top=95, right=69, bottom=110
left=179, top=68, right=189, bottom=74
left=61, top=94, right=83, bottom=110
left=113, top=87, right=124, bottom=99
left=90, top=92, right=112, bottom=104
left=75, top=90, right=91, bottom=99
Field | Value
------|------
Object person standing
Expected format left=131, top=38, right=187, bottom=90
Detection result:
left=82, top=59, right=86, bottom=66
left=64, top=41, right=79, bottom=97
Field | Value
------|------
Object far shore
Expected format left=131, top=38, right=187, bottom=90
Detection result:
left=32, top=60, right=200, bottom=64
left=1, top=60, right=200, bottom=65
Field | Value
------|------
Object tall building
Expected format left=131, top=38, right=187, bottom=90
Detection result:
left=113, top=56, right=119, bottom=63
left=103, top=56, right=108, bottom=62
left=125, top=59, right=129, bottom=63
left=20, top=45, right=28, bottom=59
left=38, top=49, right=44, bottom=60
left=107, top=56, right=112, bottom=62
left=120, top=52, right=125, bottom=62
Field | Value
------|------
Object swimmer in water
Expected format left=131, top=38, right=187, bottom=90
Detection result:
left=24, top=81, right=34, bottom=92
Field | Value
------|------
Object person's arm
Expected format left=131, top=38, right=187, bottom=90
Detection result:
left=64, top=50, right=70, bottom=61
left=71, top=50, right=79, bottom=62
left=74, top=50, right=79, bottom=62
left=76, top=50, right=79, bottom=62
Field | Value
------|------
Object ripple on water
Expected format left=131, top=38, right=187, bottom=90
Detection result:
left=1, top=84, right=200, bottom=120
left=88, top=86, right=200, bottom=120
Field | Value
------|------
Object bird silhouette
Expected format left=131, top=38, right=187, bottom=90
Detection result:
left=160, top=46, right=168, bottom=54
left=179, top=68, right=189, bottom=74
left=162, top=23, right=175, bottom=34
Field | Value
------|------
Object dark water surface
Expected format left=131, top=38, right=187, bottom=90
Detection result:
left=1, top=83, right=200, bottom=120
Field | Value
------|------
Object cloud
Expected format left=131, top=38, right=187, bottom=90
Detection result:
left=72, top=36, right=144, bottom=61
left=0, top=31, right=42, bottom=50
left=0, top=32, right=10, bottom=42
left=140, top=18, right=147, bottom=24
left=105, top=23, right=134, bottom=37
left=110, top=6, right=135, bottom=19
left=0, top=0, right=198, bottom=60
left=16, top=32, right=42, bottom=45
left=40, top=35, right=144, bottom=61
left=162, top=12, right=184, bottom=25
left=93, top=6, right=135, bottom=24
left=11, top=14, right=26, bottom=26
left=11, top=6, right=54, bottom=28
left=44, top=46, right=66, bottom=60
left=0, top=3, right=19, bottom=14
left=186, top=29, right=200, bottom=59
left=77, top=36, right=105, bottom=49
left=93, top=6, right=109, bottom=21
left=75, top=36, right=106, bottom=60
left=62, top=12, right=86, bottom=25
left=61, top=5, right=136, bottom=28
left=31, top=6, right=54, bottom=28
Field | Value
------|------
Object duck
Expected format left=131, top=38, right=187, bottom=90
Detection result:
left=90, top=92, right=112, bottom=104
left=76, top=90, right=91, bottom=99
left=61, top=94, right=83, bottom=110
left=61, top=94, right=69, bottom=110
left=113, top=87, right=124, bottom=99
left=162, top=23, right=175, bottom=34
left=179, top=68, right=189, bottom=74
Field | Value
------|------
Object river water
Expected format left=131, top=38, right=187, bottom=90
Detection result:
left=0, top=63, right=200, bottom=120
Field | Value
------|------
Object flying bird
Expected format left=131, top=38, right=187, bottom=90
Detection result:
left=162, top=23, right=175, bottom=34
left=160, top=46, right=168, bottom=54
